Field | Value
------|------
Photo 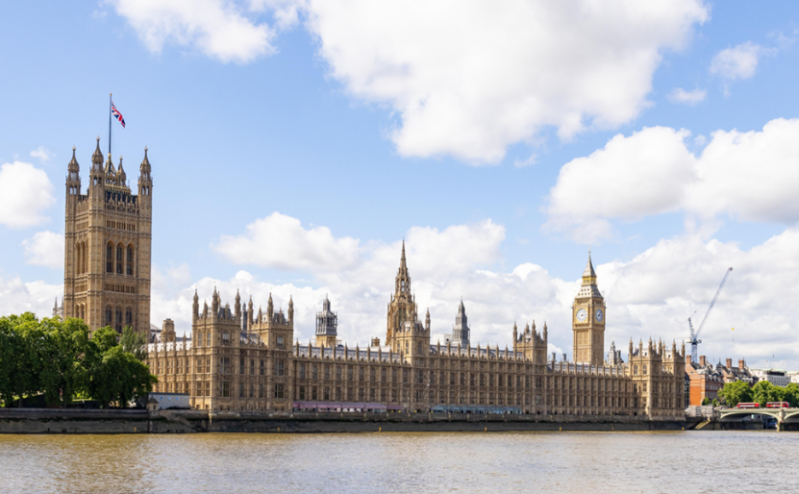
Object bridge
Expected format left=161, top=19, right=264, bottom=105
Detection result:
left=718, top=407, right=799, bottom=430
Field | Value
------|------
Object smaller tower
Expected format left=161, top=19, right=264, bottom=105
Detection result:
left=451, top=299, right=470, bottom=348
left=315, top=295, right=338, bottom=347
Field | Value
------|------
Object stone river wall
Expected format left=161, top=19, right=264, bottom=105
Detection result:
left=0, top=408, right=688, bottom=434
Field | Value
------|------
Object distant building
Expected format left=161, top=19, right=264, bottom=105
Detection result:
left=788, top=371, right=799, bottom=385
left=750, top=368, right=791, bottom=387
left=685, top=355, right=724, bottom=406
left=719, top=358, right=756, bottom=386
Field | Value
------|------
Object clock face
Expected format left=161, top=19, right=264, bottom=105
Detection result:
left=576, top=308, right=587, bottom=322
left=596, top=309, right=604, bottom=322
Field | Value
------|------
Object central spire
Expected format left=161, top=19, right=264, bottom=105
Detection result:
left=400, top=239, right=407, bottom=269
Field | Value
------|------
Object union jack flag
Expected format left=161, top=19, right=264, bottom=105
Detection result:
left=111, top=100, right=126, bottom=128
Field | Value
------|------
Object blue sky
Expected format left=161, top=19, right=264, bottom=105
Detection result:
left=2, top=1, right=799, bottom=369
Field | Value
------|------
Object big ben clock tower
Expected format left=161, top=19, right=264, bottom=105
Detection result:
left=572, top=252, right=605, bottom=365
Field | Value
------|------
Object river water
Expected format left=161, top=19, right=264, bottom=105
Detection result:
left=0, top=431, right=794, bottom=493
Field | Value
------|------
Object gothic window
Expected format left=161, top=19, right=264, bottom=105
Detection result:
left=276, top=360, right=285, bottom=376
left=222, top=382, right=230, bottom=397
left=239, top=358, right=245, bottom=374
left=401, top=280, right=406, bottom=292
left=222, top=331, right=230, bottom=345
left=299, top=386, right=306, bottom=400
left=274, top=383, right=284, bottom=399
left=106, top=243, right=113, bottom=273
left=115, top=308, right=123, bottom=332
left=126, top=245, right=134, bottom=276
left=125, top=308, right=133, bottom=327
left=260, top=360, right=265, bottom=375
left=206, top=333, right=211, bottom=347
left=116, top=244, right=124, bottom=274
left=643, top=365, right=648, bottom=375
left=106, top=306, right=113, bottom=326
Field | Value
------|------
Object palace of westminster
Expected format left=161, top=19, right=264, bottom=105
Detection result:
left=57, top=138, right=686, bottom=419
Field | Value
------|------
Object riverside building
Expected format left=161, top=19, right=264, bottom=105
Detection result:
left=60, top=141, right=685, bottom=419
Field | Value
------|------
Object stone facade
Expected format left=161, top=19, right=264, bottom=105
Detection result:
left=147, top=248, right=685, bottom=419
left=62, top=138, right=152, bottom=335
left=56, top=139, right=684, bottom=418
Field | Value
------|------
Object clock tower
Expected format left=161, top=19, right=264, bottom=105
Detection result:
left=572, top=252, right=605, bottom=366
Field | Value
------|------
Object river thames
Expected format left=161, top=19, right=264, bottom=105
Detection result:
left=0, top=431, right=793, bottom=493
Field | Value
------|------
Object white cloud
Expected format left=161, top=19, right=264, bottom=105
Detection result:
left=299, top=0, right=708, bottom=163
left=22, top=231, right=64, bottom=269
left=0, top=276, right=62, bottom=319
left=668, top=87, right=706, bottom=105
left=109, top=0, right=278, bottom=63
left=709, top=42, right=765, bottom=80
left=30, top=147, right=54, bottom=163
left=546, top=118, right=799, bottom=242
left=111, top=0, right=707, bottom=164
left=0, top=161, right=56, bottom=228
left=213, top=212, right=362, bottom=271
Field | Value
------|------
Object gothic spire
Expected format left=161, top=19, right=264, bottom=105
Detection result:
left=140, top=146, right=151, bottom=172
left=68, top=146, right=79, bottom=172
left=401, top=239, right=407, bottom=269
left=583, top=250, right=597, bottom=278
left=92, top=136, right=103, bottom=168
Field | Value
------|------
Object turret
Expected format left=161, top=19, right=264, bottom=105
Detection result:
left=425, top=308, right=430, bottom=332
left=66, top=146, right=81, bottom=197
left=267, top=293, right=274, bottom=321
left=138, top=147, right=153, bottom=201
left=512, top=322, right=518, bottom=344
left=89, top=137, right=105, bottom=191
left=117, top=156, right=126, bottom=186
left=288, top=296, right=294, bottom=323
left=248, top=296, right=254, bottom=330
left=192, top=289, right=199, bottom=320
left=235, top=290, right=242, bottom=321
left=212, top=287, right=220, bottom=316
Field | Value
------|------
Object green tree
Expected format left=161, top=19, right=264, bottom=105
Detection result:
left=120, top=326, right=148, bottom=362
left=92, top=327, right=119, bottom=354
left=752, top=380, right=773, bottom=407
left=784, top=383, right=799, bottom=408
left=701, top=397, right=711, bottom=405
left=718, top=380, right=754, bottom=407
left=89, top=346, right=156, bottom=408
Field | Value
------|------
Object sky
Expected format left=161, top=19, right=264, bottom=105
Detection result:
left=2, top=0, right=799, bottom=370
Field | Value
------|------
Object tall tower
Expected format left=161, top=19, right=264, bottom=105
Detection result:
left=451, top=299, right=470, bottom=348
left=386, top=241, right=417, bottom=350
left=63, top=138, right=152, bottom=335
left=572, top=252, right=606, bottom=365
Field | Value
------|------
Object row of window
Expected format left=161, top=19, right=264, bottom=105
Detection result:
left=105, top=306, right=134, bottom=333
left=105, top=242, right=135, bottom=275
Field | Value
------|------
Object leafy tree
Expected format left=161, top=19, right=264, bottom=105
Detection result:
left=89, top=346, right=156, bottom=408
left=718, top=380, right=754, bottom=407
left=92, top=327, right=119, bottom=354
left=784, top=383, right=799, bottom=408
left=752, top=380, right=773, bottom=407
left=701, top=397, right=711, bottom=405
left=120, top=326, right=148, bottom=362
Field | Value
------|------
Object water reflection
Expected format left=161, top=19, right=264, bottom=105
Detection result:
left=0, top=432, right=794, bottom=493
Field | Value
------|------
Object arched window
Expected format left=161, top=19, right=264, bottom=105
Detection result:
left=643, top=364, right=648, bottom=375
left=106, top=306, right=113, bottom=326
left=633, top=365, right=638, bottom=375
left=126, top=245, right=134, bottom=276
left=106, top=243, right=114, bottom=273
left=125, top=308, right=133, bottom=327
left=115, top=308, right=123, bottom=332
left=116, top=244, right=124, bottom=274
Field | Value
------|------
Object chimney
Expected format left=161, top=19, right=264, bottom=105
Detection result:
left=685, top=354, right=692, bottom=365
left=739, top=359, right=746, bottom=369
left=726, top=358, right=732, bottom=369
left=699, top=355, right=707, bottom=367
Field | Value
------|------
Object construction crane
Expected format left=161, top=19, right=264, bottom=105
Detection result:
left=688, top=267, right=733, bottom=364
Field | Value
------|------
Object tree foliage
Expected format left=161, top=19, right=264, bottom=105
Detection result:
left=718, top=380, right=753, bottom=407
left=718, top=380, right=799, bottom=408
left=0, top=314, right=156, bottom=408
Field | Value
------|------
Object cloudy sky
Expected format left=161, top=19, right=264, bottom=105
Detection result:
left=2, top=1, right=799, bottom=369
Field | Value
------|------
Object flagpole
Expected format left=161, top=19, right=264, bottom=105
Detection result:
left=108, top=92, right=112, bottom=158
